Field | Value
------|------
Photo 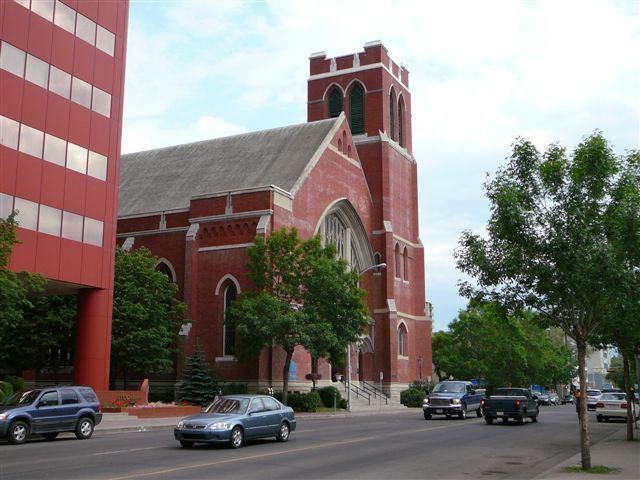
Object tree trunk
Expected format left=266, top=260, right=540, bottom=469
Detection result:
left=622, top=353, right=634, bottom=441
left=577, top=341, right=591, bottom=469
left=311, top=356, right=318, bottom=391
left=281, top=348, right=293, bottom=406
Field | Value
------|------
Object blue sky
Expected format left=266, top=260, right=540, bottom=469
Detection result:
left=121, top=0, right=639, bottom=332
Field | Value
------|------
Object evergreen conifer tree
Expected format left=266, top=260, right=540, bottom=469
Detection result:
left=176, top=343, right=217, bottom=406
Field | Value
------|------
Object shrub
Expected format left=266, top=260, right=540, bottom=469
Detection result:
left=3, top=376, right=25, bottom=393
left=220, top=382, right=248, bottom=395
left=0, top=381, right=13, bottom=402
left=409, top=381, right=431, bottom=395
left=317, top=386, right=342, bottom=408
left=148, top=387, right=175, bottom=403
left=338, top=398, right=348, bottom=410
left=176, top=343, right=217, bottom=406
left=400, top=388, right=426, bottom=408
left=285, top=391, right=322, bottom=412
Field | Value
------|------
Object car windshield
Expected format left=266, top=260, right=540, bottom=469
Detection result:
left=1, top=390, right=41, bottom=406
left=494, top=389, right=527, bottom=396
left=433, top=383, right=465, bottom=393
left=600, top=393, right=625, bottom=401
left=204, top=398, right=249, bottom=414
left=587, top=390, right=601, bottom=396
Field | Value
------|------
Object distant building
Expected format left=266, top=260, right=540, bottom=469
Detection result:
left=116, top=42, right=431, bottom=398
left=585, top=346, right=615, bottom=389
left=1, top=0, right=129, bottom=390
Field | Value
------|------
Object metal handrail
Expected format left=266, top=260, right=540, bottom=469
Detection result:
left=344, top=382, right=371, bottom=405
left=361, top=380, right=389, bottom=404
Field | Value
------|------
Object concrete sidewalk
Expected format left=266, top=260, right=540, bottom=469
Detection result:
left=535, top=427, right=640, bottom=480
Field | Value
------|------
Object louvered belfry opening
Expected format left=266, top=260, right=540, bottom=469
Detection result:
left=328, top=87, right=342, bottom=118
left=350, top=84, right=364, bottom=134
left=397, top=95, right=404, bottom=147
left=389, top=88, right=396, bottom=140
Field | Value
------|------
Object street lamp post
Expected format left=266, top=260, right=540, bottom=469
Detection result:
left=346, top=262, right=387, bottom=412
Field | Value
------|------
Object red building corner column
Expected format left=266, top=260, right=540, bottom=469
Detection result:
left=74, top=289, right=113, bottom=391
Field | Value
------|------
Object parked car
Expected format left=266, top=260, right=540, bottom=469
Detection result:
left=174, top=395, right=296, bottom=449
left=481, top=388, right=539, bottom=425
left=595, top=392, right=640, bottom=422
left=422, top=381, right=483, bottom=420
left=549, top=393, right=559, bottom=406
left=537, top=392, right=551, bottom=406
left=586, top=389, right=602, bottom=411
left=561, top=394, right=575, bottom=405
left=0, top=386, right=102, bottom=445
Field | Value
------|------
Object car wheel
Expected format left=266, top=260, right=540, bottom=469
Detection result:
left=517, top=415, right=525, bottom=425
left=476, top=408, right=483, bottom=418
left=8, top=421, right=29, bottom=445
left=596, top=415, right=603, bottom=423
left=423, top=411, right=432, bottom=420
left=42, top=433, right=58, bottom=441
left=531, top=414, right=538, bottom=423
left=229, top=426, right=244, bottom=449
left=180, top=440, right=195, bottom=448
left=445, top=413, right=452, bottom=419
left=276, top=422, right=290, bottom=442
left=459, top=404, right=467, bottom=420
left=485, top=417, right=494, bottom=425
left=75, top=417, right=94, bottom=440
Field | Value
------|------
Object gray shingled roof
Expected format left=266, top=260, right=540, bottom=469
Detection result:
left=118, top=118, right=339, bottom=217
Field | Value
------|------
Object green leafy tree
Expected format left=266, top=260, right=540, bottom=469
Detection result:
left=176, top=343, right=217, bottom=406
left=111, top=247, right=186, bottom=388
left=456, top=132, right=638, bottom=468
left=226, top=228, right=370, bottom=405
left=0, top=213, right=45, bottom=373
left=432, top=303, right=573, bottom=388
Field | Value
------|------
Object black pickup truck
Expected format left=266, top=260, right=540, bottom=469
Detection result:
left=481, top=388, right=539, bottom=425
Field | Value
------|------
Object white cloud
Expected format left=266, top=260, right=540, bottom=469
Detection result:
left=122, top=115, right=246, bottom=154
left=122, top=0, right=639, bottom=330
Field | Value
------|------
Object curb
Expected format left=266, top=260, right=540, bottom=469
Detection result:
left=95, top=408, right=414, bottom=434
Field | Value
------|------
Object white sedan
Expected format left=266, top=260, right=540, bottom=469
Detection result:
left=595, top=393, right=639, bottom=422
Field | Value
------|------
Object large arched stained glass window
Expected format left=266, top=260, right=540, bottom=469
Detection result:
left=328, top=87, right=342, bottom=118
left=350, top=84, right=364, bottom=134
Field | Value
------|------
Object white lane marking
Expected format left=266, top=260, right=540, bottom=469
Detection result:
left=93, top=446, right=162, bottom=456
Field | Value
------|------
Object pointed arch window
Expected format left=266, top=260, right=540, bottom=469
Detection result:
left=389, top=88, right=396, bottom=140
left=328, top=87, right=342, bottom=118
left=350, top=83, right=364, bottom=134
left=398, top=323, right=408, bottom=357
left=223, top=283, right=237, bottom=356
left=394, top=243, right=401, bottom=278
left=398, top=95, right=404, bottom=147
left=403, top=247, right=409, bottom=281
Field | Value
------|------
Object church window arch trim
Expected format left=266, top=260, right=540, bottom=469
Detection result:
left=397, top=321, right=409, bottom=358
left=155, top=258, right=177, bottom=283
left=314, top=198, right=375, bottom=274
left=215, top=273, right=241, bottom=296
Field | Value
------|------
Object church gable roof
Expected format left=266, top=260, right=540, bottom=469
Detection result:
left=118, top=118, right=340, bottom=217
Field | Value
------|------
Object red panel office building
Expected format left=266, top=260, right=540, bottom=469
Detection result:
left=0, top=0, right=129, bottom=390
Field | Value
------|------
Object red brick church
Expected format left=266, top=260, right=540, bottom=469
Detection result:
left=116, top=41, right=431, bottom=398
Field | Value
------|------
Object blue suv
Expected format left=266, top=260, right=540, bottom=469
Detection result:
left=0, top=386, right=102, bottom=445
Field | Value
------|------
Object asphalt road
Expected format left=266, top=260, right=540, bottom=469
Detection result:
left=0, top=405, right=624, bottom=480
